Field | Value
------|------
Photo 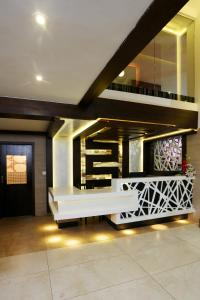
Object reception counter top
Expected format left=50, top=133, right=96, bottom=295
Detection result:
left=49, top=186, right=138, bottom=221
left=49, top=186, right=113, bottom=200
left=49, top=175, right=194, bottom=226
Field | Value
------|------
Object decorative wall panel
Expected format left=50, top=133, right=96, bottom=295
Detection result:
left=6, top=155, right=27, bottom=185
left=129, top=139, right=143, bottom=172
left=154, top=136, right=182, bottom=171
left=118, top=177, right=193, bottom=222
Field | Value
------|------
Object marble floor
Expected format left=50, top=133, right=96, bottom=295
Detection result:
left=1, top=217, right=200, bottom=299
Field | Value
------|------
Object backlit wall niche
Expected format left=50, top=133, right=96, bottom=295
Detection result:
left=129, top=139, right=143, bottom=172
left=154, top=136, right=182, bottom=171
left=81, top=139, right=121, bottom=188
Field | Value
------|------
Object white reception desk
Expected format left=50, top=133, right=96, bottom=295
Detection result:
left=49, top=176, right=194, bottom=226
left=49, top=186, right=138, bottom=221
left=109, top=176, right=194, bottom=225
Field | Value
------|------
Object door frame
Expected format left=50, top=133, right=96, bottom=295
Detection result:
left=0, top=141, right=35, bottom=216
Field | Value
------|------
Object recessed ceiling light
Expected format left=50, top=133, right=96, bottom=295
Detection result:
left=118, top=70, right=125, bottom=77
left=36, top=75, right=43, bottom=82
left=35, top=12, right=46, bottom=27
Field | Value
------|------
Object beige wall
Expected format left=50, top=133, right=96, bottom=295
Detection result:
left=0, top=134, right=47, bottom=216
left=187, top=132, right=200, bottom=221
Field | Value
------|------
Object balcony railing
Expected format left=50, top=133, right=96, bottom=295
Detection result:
left=107, top=82, right=195, bottom=103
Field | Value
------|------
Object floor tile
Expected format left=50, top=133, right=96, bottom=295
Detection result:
left=0, top=251, right=48, bottom=280
left=131, top=239, right=200, bottom=274
left=114, top=230, right=179, bottom=257
left=73, top=277, right=173, bottom=300
left=50, top=254, right=147, bottom=299
left=0, top=216, right=191, bottom=257
left=47, top=240, right=123, bottom=270
left=154, top=260, right=200, bottom=300
left=0, top=271, right=52, bottom=300
left=169, top=224, right=200, bottom=244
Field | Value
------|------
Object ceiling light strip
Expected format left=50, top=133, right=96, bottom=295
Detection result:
left=98, top=118, right=176, bottom=128
left=143, top=128, right=196, bottom=142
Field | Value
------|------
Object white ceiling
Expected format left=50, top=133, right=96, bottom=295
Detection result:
left=0, top=0, right=153, bottom=105
left=0, top=118, right=50, bottom=132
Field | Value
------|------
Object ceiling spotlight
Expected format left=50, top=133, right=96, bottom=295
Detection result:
left=35, top=12, right=46, bottom=27
left=36, top=75, right=43, bottom=82
left=118, top=70, right=125, bottom=77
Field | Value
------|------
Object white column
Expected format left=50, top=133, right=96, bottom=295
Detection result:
left=53, top=137, right=73, bottom=187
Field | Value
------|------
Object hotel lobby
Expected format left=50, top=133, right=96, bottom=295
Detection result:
left=1, top=0, right=200, bottom=299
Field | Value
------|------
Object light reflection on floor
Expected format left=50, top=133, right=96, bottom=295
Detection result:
left=175, top=219, right=190, bottom=224
left=0, top=215, right=194, bottom=257
left=122, top=229, right=137, bottom=236
left=151, top=224, right=168, bottom=231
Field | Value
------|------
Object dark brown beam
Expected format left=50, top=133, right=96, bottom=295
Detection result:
left=0, top=96, right=197, bottom=130
left=92, top=98, right=198, bottom=129
left=79, top=0, right=189, bottom=107
left=0, top=130, right=47, bottom=136
left=0, top=97, right=95, bottom=120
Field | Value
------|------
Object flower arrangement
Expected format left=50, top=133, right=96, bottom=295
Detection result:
left=182, top=157, right=196, bottom=177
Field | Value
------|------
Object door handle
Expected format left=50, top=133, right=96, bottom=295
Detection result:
left=1, top=176, right=3, bottom=184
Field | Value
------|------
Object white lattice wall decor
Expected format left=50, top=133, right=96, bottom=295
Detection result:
left=154, top=136, right=182, bottom=171
left=110, top=176, right=194, bottom=224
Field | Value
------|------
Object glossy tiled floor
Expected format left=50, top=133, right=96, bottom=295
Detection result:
left=1, top=216, right=200, bottom=299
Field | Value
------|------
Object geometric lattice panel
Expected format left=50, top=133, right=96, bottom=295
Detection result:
left=154, top=136, right=182, bottom=171
left=120, top=178, right=193, bottom=221
left=6, top=155, right=27, bottom=185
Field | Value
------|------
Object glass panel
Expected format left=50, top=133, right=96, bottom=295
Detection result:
left=129, top=139, right=143, bottom=172
left=6, top=155, right=27, bottom=184
left=155, top=31, right=177, bottom=95
left=110, top=14, right=194, bottom=103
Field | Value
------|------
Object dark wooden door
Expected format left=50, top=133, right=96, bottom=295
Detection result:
left=0, top=144, right=34, bottom=217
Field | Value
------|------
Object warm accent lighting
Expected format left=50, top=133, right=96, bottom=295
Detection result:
left=94, top=234, right=112, bottom=242
left=46, top=235, right=63, bottom=244
left=143, top=129, right=196, bottom=142
left=71, top=119, right=98, bottom=138
left=40, top=224, right=58, bottom=232
left=87, top=127, right=111, bottom=139
left=162, top=26, right=187, bottom=37
left=65, top=239, right=82, bottom=248
left=34, top=12, right=46, bottom=27
left=98, top=118, right=176, bottom=128
left=175, top=219, right=190, bottom=224
left=151, top=224, right=168, bottom=231
left=118, top=70, right=125, bottom=77
left=36, top=75, right=43, bottom=82
left=122, top=229, right=137, bottom=235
